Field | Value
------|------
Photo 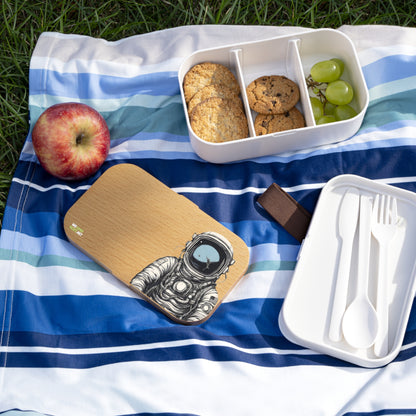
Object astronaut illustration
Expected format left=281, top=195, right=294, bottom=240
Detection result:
left=130, top=232, right=235, bottom=322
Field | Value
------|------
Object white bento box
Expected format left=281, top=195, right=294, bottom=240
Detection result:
left=178, top=29, right=369, bottom=163
left=279, top=175, right=416, bottom=367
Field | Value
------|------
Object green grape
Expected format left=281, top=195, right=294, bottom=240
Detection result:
left=330, top=58, right=345, bottom=76
left=326, top=80, right=354, bottom=105
left=324, top=101, right=337, bottom=116
left=310, top=60, right=341, bottom=83
left=334, top=104, right=358, bottom=121
left=317, top=115, right=336, bottom=125
left=310, top=97, right=324, bottom=121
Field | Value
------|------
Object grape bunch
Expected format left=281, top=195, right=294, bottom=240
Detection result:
left=306, top=59, right=357, bottom=125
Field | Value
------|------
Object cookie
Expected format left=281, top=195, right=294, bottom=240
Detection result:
left=246, top=75, right=300, bottom=114
left=183, top=62, right=240, bottom=103
left=188, top=84, right=243, bottom=115
left=190, top=97, right=248, bottom=143
left=254, top=107, right=305, bottom=135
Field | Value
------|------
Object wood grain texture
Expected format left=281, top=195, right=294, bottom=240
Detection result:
left=64, top=163, right=249, bottom=324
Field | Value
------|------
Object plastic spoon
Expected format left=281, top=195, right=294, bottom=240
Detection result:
left=328, top=187, right=360, bottom=342
left=342, top=194, right=379, bottom=349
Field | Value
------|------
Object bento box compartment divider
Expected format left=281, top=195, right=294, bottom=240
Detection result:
left=229, top=48, right=256, bottom=138
left=287, top=39, right=315, bottom=128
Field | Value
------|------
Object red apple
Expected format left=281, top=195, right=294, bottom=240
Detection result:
left=32, top=102, right=111, bottom=180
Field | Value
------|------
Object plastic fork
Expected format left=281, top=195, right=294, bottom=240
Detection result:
left=371, top=194, right=398, bottom=357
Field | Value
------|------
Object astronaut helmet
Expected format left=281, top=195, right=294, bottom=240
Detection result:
left=182, top=232, right=235, bottom=280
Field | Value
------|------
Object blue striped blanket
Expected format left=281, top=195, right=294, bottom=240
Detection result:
left=1, top=25, right=416, bottom=415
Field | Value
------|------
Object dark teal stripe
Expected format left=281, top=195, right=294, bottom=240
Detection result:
left=0, top=248, right=103, bottom=271
left=28, top=101, right=189, bottom=141
left=361, top=89, right=416, bottom=131
left=246, top=260, right=297, bottom=273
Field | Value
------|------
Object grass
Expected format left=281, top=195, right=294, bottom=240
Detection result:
left=1, top=0, right=415, bottom=228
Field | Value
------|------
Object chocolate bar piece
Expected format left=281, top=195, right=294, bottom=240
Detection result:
left=258, top=183, right=311, bottom=242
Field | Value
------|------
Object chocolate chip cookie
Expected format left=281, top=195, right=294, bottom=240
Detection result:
left=246, top=75, right=300, bottom=114
left=254, top=107, right=305, bottom=135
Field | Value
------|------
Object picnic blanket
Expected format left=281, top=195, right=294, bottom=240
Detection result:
left=1, top=24, right=416, bottom=415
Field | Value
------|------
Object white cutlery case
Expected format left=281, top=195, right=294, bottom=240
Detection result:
left=279, top=174, right=416, bottom=367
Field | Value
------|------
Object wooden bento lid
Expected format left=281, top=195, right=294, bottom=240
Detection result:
left=64, top=163, right=249, bottom=324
